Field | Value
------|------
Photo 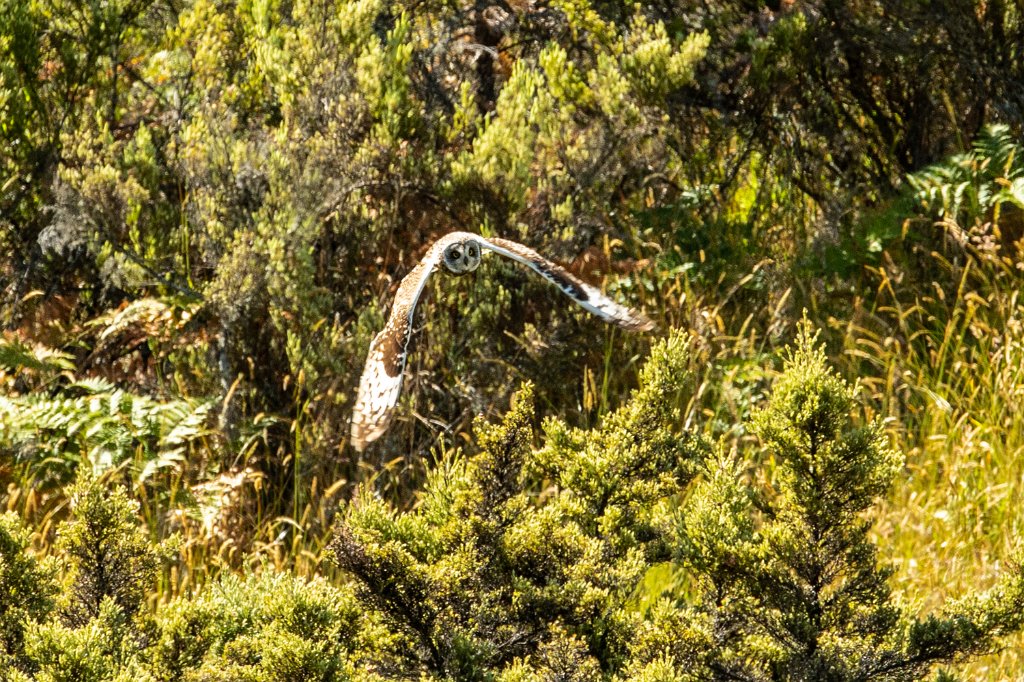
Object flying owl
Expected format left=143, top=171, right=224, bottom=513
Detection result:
left=350, top=231, right=654, bottom=451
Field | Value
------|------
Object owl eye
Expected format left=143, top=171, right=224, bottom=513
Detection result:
left=467, top=243, right=478, bottom=258
left=448, top=246, right=462, bottom=260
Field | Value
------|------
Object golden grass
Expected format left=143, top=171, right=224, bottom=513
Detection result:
left=843, top=245, right=1024, bottom=679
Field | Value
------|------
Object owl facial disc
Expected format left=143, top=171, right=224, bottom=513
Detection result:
left=442, top=239, right=482, bottom=274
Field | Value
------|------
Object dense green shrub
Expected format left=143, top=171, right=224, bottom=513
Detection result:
left=1, top=475, right=394, bottom=681
left=331, top=331, right=704, bottom=679
left=23, top=600, right=141, bottom=682
left=2, top=0, right=1024, bottom=676
left=0, top=513, right=58, bottom=672
left=0, top=325, right=1021, bottom=680
left=146, top=570, right=394, bottom=682
left=5, top=0, right=1019, bottom=479
left=329, top=328, right=1024, bottom=681
left=57, top=474, right=166, bottom=626
left=670, top=322, right=1024, bottom=680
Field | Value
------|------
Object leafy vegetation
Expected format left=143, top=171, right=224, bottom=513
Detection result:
left=3, top=332, right=1022, bottom=681
left=2, top=0, right=1024, bottom=678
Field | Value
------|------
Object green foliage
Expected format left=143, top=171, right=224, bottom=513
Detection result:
left=671, top=320, right=1024, bottom=680
left=909, top=125, right=1024, bottom=224
left=0, top=513, right=58, bottom=671
left=147, top=570, right=391, bottom=682
left=56, top=474, right=166, bottom=626
left=327, top=327, right=1024, bottom=680
left=0, top=334, right=211, bottom=489
left=535, top=331, right=702, bottom=557
left=3, top=0, right=1024, bottom=677
left=0, top=323, right=1021, bottom=680
left=6, top=0, right=714, bottom=475
left=1, top=384, right=211, bottom=478
left=24, top=600, right=142, bottom=682
left=1, top=476, right=390, bottom=681
left=11, top=562, right=384, bottom=682
left=331, top=331, right=706, bottom=679
left=0, top=336, right=74, bottom=377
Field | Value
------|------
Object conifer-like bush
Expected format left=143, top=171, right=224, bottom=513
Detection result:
left=0, top=513, right=58, bottom=672
left=145, top=570, right=392, bottom=682
left=330, top=331, right=705, bottom=679
left=56, top=475, right=165, bottom=627
left=668, top=321, right=1024, bottom=680
left=0, top=326, right=1021, bottom=681
left=331, top=326, right=1024, bottom=681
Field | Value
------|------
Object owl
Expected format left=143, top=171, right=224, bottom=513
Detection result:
left=350, top=232, right=654, bottom=451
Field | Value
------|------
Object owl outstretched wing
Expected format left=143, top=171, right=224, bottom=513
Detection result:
left=481, top=237, right=655, bottom=332
left=350, top=237, right=452, bottom=452
left=350, top=232, right=654, bottom=452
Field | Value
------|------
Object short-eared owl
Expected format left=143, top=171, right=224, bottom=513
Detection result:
left=350, top=232, right=654, bottom=451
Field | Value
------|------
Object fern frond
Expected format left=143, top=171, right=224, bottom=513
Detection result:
left=70, top=377, right=118, bottom=394
left=88, top=298, right=172, bottom=341
left=0, top=335, right=75, bottom=374
left=910, top=124, right=1024, bottom=223
left=162, top=401, right=213, bottom=447
left=0, top=381, right=213, bottom=478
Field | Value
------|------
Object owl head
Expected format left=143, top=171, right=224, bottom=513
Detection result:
left=441, top=238, right=482, bottom=275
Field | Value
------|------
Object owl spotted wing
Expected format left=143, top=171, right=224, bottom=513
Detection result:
left=482, top=237, right=655, bottom=332
left=350, top=238, right=451, bottom=452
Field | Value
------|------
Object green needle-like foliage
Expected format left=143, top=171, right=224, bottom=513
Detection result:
left=3, top=0, right=1024, bottom=673
left=0, top=513, right=58, bottom=672
left=57, top=475, right=164, bottom=627
left=671, top=320, right=1024, bottom=681
left=326, top=324, right=1024, bottom=681
left=0, top=324, right=1021, bottom=680
left=145, top=570, right=395, bottom=682
left=331, top=330, right=707, bottom=680
left=23, top=600, right=139, bottom=682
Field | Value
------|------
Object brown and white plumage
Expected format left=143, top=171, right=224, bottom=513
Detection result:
left=350, top=232, right=654, bottom=451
